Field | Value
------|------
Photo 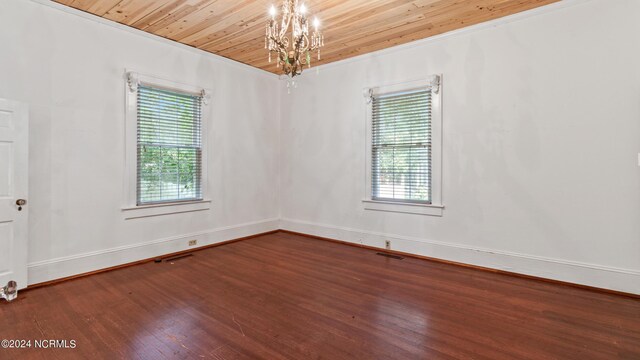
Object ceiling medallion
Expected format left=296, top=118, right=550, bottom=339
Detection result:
left=265, top=0, right=324, bottom=78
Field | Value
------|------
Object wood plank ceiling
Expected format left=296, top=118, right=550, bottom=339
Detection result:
left=54, top=0, right=559, bottom=75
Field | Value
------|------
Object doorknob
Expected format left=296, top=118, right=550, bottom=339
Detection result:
left=16, top=199, right=26, bottom=211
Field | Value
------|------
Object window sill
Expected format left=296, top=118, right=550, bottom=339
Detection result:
left=122, top=199, right=211, bottom=220
left=362, top=199, right=444, bottom=216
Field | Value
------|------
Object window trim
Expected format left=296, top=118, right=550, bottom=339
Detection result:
left=363, top=75, right=444, bottom=216
left=123, top=70, right=211, bottom=217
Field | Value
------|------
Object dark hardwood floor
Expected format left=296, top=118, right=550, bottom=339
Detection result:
left=1, top=231, right=639, bottom=359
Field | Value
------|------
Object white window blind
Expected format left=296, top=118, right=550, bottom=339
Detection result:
left=372, top=88, right=432, bottom=204
left=137, top=85, right=202, bottom=205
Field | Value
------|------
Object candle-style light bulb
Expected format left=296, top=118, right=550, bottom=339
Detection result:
left=269, top=5, right=276, bottom=18
left=299, top=4, right=307, bottom=14
left=313, top=17, right=320, bottom=29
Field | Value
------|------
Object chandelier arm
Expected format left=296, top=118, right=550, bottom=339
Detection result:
left=309, top=39, right=319, bottom=51
left=294, top=33, right=305, bottom=52
left=269, top=36, right=287, bottom=52
left=278, top=18, right=289, bottom=39
left=278, top=2, right=294, bottom=40
left=297, top=35, right=310, bottom=65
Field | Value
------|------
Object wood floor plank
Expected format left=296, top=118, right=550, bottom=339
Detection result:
left=0, top=231, right=638, bottom=359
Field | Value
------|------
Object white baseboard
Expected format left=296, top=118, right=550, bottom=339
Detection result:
left=27, top=217, right=640, bottom=295
left=280, top=218, right=640, bottom=295
left=27, top=218, right=279, bottom=286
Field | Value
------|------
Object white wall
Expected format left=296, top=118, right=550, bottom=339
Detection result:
left=1, top=0, right=638, bottom=294
left=280, top=0, right=640, bottom=294
left=0, top=0, right=281, bottom=284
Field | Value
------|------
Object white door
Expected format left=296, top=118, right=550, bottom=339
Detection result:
left=0, top=99, right=28, bottom=291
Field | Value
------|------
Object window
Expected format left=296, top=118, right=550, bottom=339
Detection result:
left=364, top=76, right=443, bottom=216
left=124, top=71, right=210, bottom=219
left=372, top=88, right=432, bottom=203
left=136, top=85, right=202, bottom=205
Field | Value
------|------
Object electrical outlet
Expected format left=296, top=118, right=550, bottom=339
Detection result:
left=188, top=240, right=197, bottom=246
left=385, top=240, right=391, bottom=250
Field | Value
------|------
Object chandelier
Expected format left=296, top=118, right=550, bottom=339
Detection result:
left=265, top=0, right=324, bottom=78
